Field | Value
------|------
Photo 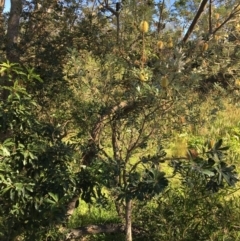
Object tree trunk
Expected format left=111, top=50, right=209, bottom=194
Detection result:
left=1, top=0, right=22, bottom=100
left=0, top=0, right=5, bottom=47
left=182, top=0, right=208, bottom=43
left=6, top=0, right=22, bottom=62
left=0, top=0, right=5, bottom=12
left=125, top=199, right=132, bottom=241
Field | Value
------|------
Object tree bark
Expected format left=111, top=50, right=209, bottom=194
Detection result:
left=0, top=0, right=5, bottom=48
left=6, top=0, right=22, bottom=62
left=1, top=0, right=22, bottom=100
left=125, top=199, right=133, bottom=241
left=0, top=0, right=5, bottom=12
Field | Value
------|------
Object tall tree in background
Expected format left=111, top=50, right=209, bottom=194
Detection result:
left=0, top=0, right=5, bottom=52
left=6, top=0, right=22, bottom=62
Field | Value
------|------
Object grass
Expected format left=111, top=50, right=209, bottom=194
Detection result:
left=68, top=198, right=124, bottom=241
left=69, top=199, right=121, bottom=228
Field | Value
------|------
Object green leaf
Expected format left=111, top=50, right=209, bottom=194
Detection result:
left=0, top=186, right=12, bottom=195
left=3, top=138, right=14, bottom=147
left=15, top=183, right=23, bottom=190
left=25, top=185, right=33, bottom=192
left=201, top=169, right=215, bottom=177
left=213, top=139, right=223, bottom=150
left=48, top=192, right=58, bottom=202
left=45, top=198, right=56, bottom=204
left=1, top=146, right=10, bottom=156
left=218, top=146, right=229, bottom=151
left=10, top=189, right=15, bottom=201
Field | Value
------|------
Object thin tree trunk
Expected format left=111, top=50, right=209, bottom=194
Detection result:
left=125, top=199, right=132, bottom=241
left=0, top=0, right=5, bottom=12
left=1, top=0, right=22, bottom=100
left=6, top=0, right=22, bottom=63
left=182, top=0, right=208, bottom=43
left=0, top=0, right=5, bottom=47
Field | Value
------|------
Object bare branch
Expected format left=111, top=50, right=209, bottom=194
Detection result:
left=208, top=0, right=212, bottom=34
left=211, top=3, right=240, bottom=36
left=182, top=0, right=208, bottom=43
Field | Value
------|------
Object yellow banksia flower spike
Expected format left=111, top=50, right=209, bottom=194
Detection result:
left=236, top=24, right=240, bottom=31
left=202, top=42, right=209, bottom=52
left=157, top=40, right=164, bottom=50
left=214, top=13, right=220, bottom=20
left=139, top=71, right=148, bottom=81
left=160, top=76, right=169, bottom=88
left=140, top=21, right=149, bottom=33
left=214, top=35, right=220, bottom=41
left=167, top=38, right=173, bottom=48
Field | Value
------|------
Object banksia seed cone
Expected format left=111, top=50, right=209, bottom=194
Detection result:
left=210, top=140, right=215, bottom=148
left=157, top=40, right=164, bottom=49
left=202, top=42, right=209, bottom=52
left=179, top=116, right=186, bottom=124
left=186, top=149, right=198, bottom=160
left=160, top=76, right=168, bottom=88
left=141, top=54, right=147, bottom=63
left=140, top=21, right=149, bottom=33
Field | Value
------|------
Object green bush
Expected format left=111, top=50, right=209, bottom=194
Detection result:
left=0, top=63, right=81, bottom=241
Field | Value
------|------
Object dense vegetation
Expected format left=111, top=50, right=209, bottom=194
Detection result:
left=0, top=0, right=240, bottom=240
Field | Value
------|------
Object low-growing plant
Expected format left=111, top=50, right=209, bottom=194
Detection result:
left=132, top=140, right=239, bottom=241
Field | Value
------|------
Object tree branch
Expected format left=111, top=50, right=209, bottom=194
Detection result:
left=182, top=0, right=208, bottom=43
left=208, top=0, right=212, bottom=34
left=65, top=223, right=146, bottom=240
left=211, top=3, right=240, bottom=36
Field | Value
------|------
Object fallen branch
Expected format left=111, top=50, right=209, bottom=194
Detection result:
left=65, top=223, right=146, bottom=240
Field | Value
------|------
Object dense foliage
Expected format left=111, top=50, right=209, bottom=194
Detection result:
left=0, top=0, right=240, bottom=240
